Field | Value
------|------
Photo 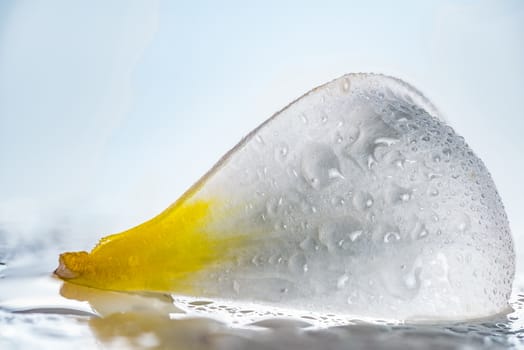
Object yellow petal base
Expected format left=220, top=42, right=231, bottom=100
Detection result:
left=55, top=197, right=241, bottom=292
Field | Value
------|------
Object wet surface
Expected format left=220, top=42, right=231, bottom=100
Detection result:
left=1, top=255, right=524, bottom=350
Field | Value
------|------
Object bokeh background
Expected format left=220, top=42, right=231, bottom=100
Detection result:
left=0, top=0, right=523, bottom=273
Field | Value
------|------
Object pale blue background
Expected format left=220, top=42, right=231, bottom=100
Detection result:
left=0, top=1, right=523, bottom=269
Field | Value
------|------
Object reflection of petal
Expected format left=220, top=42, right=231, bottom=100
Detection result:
left=85, top=310, right=513, bottom=350
left=59, top=281, right=182, bottom=317
left=89, top=313, right=230, bottom=350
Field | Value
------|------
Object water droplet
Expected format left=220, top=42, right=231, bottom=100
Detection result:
left=268, top=254, right=281, bottom=265
left=349, top=230, right=363, bottom=242
left=341, top=78, right=351, bottom=92
left=299, top=237, right=317, bottom=251
left=403, top=266, right=422, bottom=290
left=251, top=255, right=261, bottom=266
left=319, top=219, right=362, bottom=251
left=384, top=232, right=400, bottom=243
left=273, top=221, right=287, bottom=231
left=275, top=144, right=289, bottom=162
left=289, top=253, right=308, bottom=274
left=331, top=196, right=345, bottom=207
left=400, top=193, right=411, bottom=202
left=337, top=274, right=349, bottom=289
left=300, top=114, right=308, bottom=124
left=452, top=213, right=471, bottom=233
left=309, top=178, right=319, bottom=188
left=353, top=191, right=374, bottom=211
left=367, top=155, right=376, bottom=169
left=458, top=222, right=469, bottom=232
left=345, top=125, right=360, bottom=146
left=374, top=137, right=399, bottom=147
left=301, top=143, right=343, bottom=189
left=328, top=167, right=345, bottom=180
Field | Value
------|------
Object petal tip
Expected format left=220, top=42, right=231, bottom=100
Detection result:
left=55, top=251, right=89, bottom=280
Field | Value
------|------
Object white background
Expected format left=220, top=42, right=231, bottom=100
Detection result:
left=0, top=1, right=522, bottom=270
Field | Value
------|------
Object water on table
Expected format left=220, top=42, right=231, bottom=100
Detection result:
left=1, top=243, right=523, bottom=350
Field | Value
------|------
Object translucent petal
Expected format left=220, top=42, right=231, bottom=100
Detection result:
left=56, top=73, right=514, bottom=321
